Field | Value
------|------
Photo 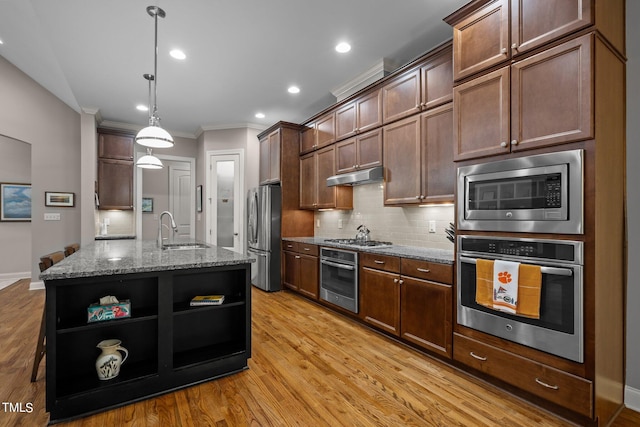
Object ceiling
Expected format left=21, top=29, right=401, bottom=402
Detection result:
left=0, top=0, right=468, bottom=138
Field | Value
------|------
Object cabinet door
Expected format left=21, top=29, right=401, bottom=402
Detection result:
left=453, top=66, right=510, bottom=161
left=335, top=138, right=357, bottom=174
left=98, top=159, right=133, bottom=210
left=356, top=128, right=382, bottom=170
left=421, top=45, right=453, bottom=110
left=315, top=146, right=337, bottom=209
left=452, top=0, right=509, bottom=81
left=335, top=102, right=357, bottom=141
left=283, top=251, right=300, bottom=291
left=268, top=129, right=281, bottom=182
left=421, top=104, right=454, bottom=203
left=316, top=113, right=336, bottom=148
left=300, top=125, right=316, bottom=154
left=298, top=254, right=319, bottom=299
left=511, top=34, right=593, bottom=152
left=360, top=267, right=400, bottom=336
left=382, top=68, right=421, bottom=123
left=259, top=136, right=270, bottom=184
left=98, top=132, right=134, bottom=160
left=356, top=89, right=382, bottom=133
left=401, top=276, right=452, bottom=358
left=299, top=153, right=316, bottom=209
left=511, top=0, right=591, bottom=55
left=383, top=115, right=421, bottom=205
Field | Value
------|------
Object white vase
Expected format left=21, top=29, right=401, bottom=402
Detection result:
left=95, top=339, right=128, bottom=380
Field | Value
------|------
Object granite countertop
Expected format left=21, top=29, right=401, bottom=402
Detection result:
left=95, top=234, right=136, bottom=240
left=40, top=240, right=255, bottom=281
left=283, top=237, right=454, bottom=265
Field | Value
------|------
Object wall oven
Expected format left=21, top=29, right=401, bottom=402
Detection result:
left=457, top=149, right=583, bottom=234
left=457, top=235, right=584, bottom=362
left=320, top=247, right=358, bottom=313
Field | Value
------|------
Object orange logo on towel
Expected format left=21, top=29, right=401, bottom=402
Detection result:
left=498, top=271, right=512, bottom=284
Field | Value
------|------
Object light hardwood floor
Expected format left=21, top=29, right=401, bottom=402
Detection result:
left=1, top=278, right=639, bottom=426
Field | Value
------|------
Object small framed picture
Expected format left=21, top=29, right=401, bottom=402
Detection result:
left=142, top=197, right=154, bottom=213
left=45, top=191, right=75, bottom=207
left=196, top=185, right=203, bottom=212
left=1, top=183, right=31, bottom=221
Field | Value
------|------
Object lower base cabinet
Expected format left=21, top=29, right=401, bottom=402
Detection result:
left=282, top=242, right=319, bottom=299
left=45, top=264, right=251, bottom=423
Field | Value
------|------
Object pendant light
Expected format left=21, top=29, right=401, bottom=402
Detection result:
left=137, top=74, right=164, bottom=169
left=135, top=5, right=174, bottom=149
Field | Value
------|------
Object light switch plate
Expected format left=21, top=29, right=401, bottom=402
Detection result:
left=44, top=213, right=61, bottom=221
left=338, top=219, right=343, bottom=229
left=428, top=220, right=436, bottom=233
left=316, top=219, right=320, bottom=228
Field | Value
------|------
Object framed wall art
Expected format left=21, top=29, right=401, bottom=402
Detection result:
left=0, top=183, right=31, bottom=221
left=45, top=191, right=75, bottom=207
left=142, top=197, right=154, bottom=213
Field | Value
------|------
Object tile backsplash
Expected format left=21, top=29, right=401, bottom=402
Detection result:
left=314, top=184, right=455, bottom=250
left=95, top=210, right=135, bottom=236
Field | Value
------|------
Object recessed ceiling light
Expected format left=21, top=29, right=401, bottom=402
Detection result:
left=136, top=104, right=149, bottom=112
left=288, top=86, right=300, bottom=94
left=0, top=39, right=4, bottom=45
left=255, top=112, right=265, bottom=119
left=170, top=49, right=186, bottom=60
left=335, top=42, right=351, bottom=53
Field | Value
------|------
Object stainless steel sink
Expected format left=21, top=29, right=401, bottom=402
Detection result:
left=162, top=243, right=209, bottom=250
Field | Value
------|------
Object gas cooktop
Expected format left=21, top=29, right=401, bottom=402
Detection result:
left=323, top=238, right=393, bottom=248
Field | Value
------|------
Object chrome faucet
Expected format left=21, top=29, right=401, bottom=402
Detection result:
left=158, top=211, right=178, bottom=247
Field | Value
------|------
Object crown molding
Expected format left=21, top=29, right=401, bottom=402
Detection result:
left=331, top=58, right=399, bottom=102
left=81, top=107, right=102, bottom=123
left=196, top=122, right=268, bottom=138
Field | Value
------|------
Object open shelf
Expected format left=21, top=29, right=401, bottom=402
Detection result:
left=57, top=306, right=158, bottom=333
left=173, top=296, right=245, bottom=315
left=173, top=341, right=246, bottom=370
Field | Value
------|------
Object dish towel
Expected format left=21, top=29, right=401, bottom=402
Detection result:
left=475, top=259, right=543, bottom=319
left=492, top=260, right=520, bottom=314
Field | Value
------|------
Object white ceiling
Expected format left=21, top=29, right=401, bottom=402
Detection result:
left=0, top=0, right=468, bottom=137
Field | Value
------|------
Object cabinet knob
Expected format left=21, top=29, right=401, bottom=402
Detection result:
left=500, top=141, right=508, bottom=148
left=415, top=195, right=421, bottom=200
left=511, top=43, right=518, bottom=50
left=420, top=195, right=425, bottom=199
left=353, top=165, right=357, bottom=169
left=398, top=279, right=404, bottom=285
left=394, top=278, right=399, bottom=283
left=501, top=47, right=507, bottom=54
left=295, top=255, right=301, bottom=259
left=511, top=139, right=518, bottom=146
left=415, top=104, right=421, bottom=110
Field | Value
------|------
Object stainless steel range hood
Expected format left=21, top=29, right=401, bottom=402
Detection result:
left=326, top=166, right=384, bottom=187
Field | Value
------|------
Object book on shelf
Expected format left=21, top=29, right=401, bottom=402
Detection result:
left=190, top=295, right=225, bottom=306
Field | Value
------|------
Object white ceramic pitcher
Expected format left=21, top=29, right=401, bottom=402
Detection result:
left=95, top=339, right=128, bottom=380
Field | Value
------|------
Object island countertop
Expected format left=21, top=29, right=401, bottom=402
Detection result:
left=40, top=240, right=255, bottom=280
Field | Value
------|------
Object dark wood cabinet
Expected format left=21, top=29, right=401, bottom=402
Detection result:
left=259, top=128, right=284, bottom=184
left=335, top=128, right=382, bottom=174
left=97, top=129, right=134, bottom=210
left=336, top=89, right=383, bottom=141
left=300, top=124, right=316, bottom=154
left=382, top=68, right=421, bottom=124
left=421, top=45, right=454, bottom=110
left=359, top=253, right=401, bottom=336
left=335, top=102, right=357, bottom=141
left=282, top=241, right=318, bottom=299
left=315, top=113, right=336, bottom=149
left=453, top=34, right=593, bottom=161
left=300, top=146, right=352, bottom=210
left=384, top=104, right=454, bottom=205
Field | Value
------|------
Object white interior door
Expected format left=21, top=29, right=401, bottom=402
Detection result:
left=169, top=162, right=193, bottom=239
left=207, top=151, right=243, bottom=253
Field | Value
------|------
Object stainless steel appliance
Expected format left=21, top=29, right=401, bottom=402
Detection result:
left=320, top=247, right=358, bottom=313
left=457, top=235, right=584, bottom=362
left=323, top=238, right=392, bottom=248
left=457, top=149, right=583, bottom=234
left=247, top=185, right=281, bottom=291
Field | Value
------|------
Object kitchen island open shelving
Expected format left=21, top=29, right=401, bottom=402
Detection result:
left=39, top=240, right=254, bottom=424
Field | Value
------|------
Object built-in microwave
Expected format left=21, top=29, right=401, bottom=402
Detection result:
left=457, top=149, right=583, bottom=234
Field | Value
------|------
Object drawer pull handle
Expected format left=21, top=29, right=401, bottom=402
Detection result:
left=417, top=268, right=430, bottom=273
left=303, top=247, right=310, bottom=251
left=535, top=378, right=559, bottom=390
left=295, top=256, right=301, bottom=259
left=470, top=352, right=487, bottom=361
left=374, top=260, right=385, bottom=264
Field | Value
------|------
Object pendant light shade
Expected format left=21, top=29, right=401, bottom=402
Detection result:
left=135, top=5, right=173, bottom=149
left=137, top=148, right=164, bottom=169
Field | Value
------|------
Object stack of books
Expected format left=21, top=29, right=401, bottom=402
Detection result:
left=190, top=295, right=225, bottom=306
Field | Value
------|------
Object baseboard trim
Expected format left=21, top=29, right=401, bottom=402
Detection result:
left=29, top=280, right=45, bottom=291
left=0, top=272, right=30, bottom=291
left=625, top=385, right=640, bottom=412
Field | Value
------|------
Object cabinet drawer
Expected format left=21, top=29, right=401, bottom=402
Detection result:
left=453, top=333, right=592, bottom=417
left=360, top=253, right=400, bottom=273
left=401, top=259, right=452, bottom=284
left=298, top=243, right=318, bottom=256
left=282, top=241, right=298, bottom=252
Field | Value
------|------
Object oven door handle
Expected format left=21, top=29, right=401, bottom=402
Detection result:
left=321, top=259, right=356, bottom=271
left=459, top=256, right=574, bottom=277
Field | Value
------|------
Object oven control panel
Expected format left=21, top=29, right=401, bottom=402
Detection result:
left=460, top=236, right=579, bottom=263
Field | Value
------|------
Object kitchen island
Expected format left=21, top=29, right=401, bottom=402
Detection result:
left=40, top=240, right=254, bottom=424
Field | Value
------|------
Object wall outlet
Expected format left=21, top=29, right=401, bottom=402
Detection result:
left=428, top=220, right=436, bottom=233
left=316, top=219, right=321, bottom=228
left=44, top=213, right=61, bottom=221
left=338, top=219, right=343, bottom=229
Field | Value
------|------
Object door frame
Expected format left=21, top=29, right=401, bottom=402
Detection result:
left=135, top=153, right=196, bottom=240
left=205, top=148, right=245, bottom=253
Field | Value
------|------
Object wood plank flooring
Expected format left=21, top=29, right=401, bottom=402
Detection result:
left=1, top=278, right=639, bottom=426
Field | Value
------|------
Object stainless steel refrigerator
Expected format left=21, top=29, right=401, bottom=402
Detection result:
left=246, top=185, right=281, bottom=291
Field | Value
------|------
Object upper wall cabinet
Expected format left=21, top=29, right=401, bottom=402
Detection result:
left=382, top=44, right=453, bottom=124
left=335, top=89, right=382, bottom=141
left=259, top=128, right=282, bottom=185
left=299, top=112, right=336, bottom=154
left=97, top=129, right=134, bottom=210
